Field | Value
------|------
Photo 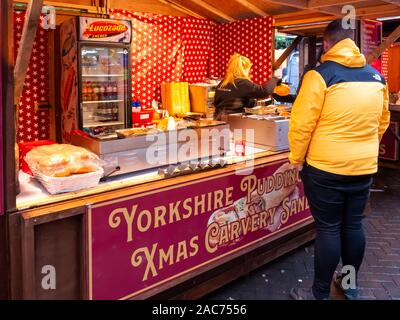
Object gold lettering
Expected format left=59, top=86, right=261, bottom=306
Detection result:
left=281, top=197, right=291, bottom=225
left=137, top=209, right=152, bottom=232
left=159, top=244, right=174, bottom=270
left=205, top=222, right=219, bottom=253
left=297, top=196, right=305, bottom=212
left=268, top=207, right=277, bottom=226
left=275, top=173, right=284, bottom=191
left=251, top=214, right=259, bottom=232
left=240, top=217, right=251, bottom=236
left=154, top=205, right=167, bottom=228
left=108, top=205, right=138, bottom=243
left=182, top=198, right=193, bottom=219
left=230, top=221, right=240, bottom=240
left=225, top=187, right=234, bottom=207
left=194, top=194, right=206, bottom=216
left=176, top=240, right=188, bottom=263
left=240, top=175, right=257, bottom=204
left=218, top=225, right=229, bottom=245
left=207, top=192, right=212, bottom=212
left=259, top=211, right=268, bottom=229
left=214, top=190, right=224, bottom=210
left=267, top=175, right=275, bottom=193
left=169, top=201, right=181, bottom=223
left=189, top=236, right=199, bottom=257
left=257, top=177, right=266, bottom=195
left=131, top=243, right=158, bottom=281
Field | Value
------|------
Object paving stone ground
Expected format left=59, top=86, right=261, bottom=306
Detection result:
left=206, top=167, right=400, bottom=300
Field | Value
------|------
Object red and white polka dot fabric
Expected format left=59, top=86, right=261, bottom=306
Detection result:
left=14, top=11, right=50, bottom=143
left=110, top=9, right=213, bottom=108
left=381, top=48, right=389, bottom=82
left=181, top=18, right=213, bottom=83
left=210, top=16, right=274, bottom=84
left=110, top=9, right=274, bottom=106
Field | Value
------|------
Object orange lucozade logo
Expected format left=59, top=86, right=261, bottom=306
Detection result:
left=83, top=21, right=128, bottom=38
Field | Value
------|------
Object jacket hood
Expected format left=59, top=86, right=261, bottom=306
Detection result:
left=321, top=38, right=366, bottom=68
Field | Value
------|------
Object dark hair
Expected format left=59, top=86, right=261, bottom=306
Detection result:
left=323, top=19, right=355, bottom=46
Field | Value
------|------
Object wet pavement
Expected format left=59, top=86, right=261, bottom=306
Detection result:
left=206, top=166, right=400, bottom=300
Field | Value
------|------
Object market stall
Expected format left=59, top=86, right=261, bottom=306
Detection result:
left=2, top=0, right=400, bottom=300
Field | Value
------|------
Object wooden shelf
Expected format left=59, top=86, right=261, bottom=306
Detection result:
left=82, top=74, right=124, bottom=77
left=84, top=121, right=124, bottom=128
left=82, top=100, right=123, bottom=104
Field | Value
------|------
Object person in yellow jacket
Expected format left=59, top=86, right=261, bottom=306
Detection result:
left=289, top=20, right=390, bottom=300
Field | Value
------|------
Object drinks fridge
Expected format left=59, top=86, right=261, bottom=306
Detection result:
left=60, top=17, right=132, bottom=142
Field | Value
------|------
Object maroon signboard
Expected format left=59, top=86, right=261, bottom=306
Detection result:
left=360, top=19, right=383, bottom=72
left=87, top=160, right=312, bottom=300
left=0, top=46, right=3, bottom=215
left=379, top=121, right=399, bottom=161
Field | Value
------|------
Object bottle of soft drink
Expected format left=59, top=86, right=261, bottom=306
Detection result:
left=113, top=103, right=119, bottom=121
left=93, top=82, right=100, bottom=101
left=107, top=103, right=113, bottom=121
left=100, top=82, right=106, bottom=100
left=87, top=81, right=93, bottom=101
left=112, top=81, right=118, bottom=100
left=97, top=103, right=103, bottom=121
left=82, top=81, right=88, bottom=101
left=106, top=81, right=113, bottom=100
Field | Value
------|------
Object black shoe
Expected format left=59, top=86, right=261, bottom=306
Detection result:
left=290, top=287, right=329, bottom=300
left=333, top=272, right=359, bottom=300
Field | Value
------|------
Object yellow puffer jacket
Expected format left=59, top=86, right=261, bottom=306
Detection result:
left=288, top=38, right=390, bottom=175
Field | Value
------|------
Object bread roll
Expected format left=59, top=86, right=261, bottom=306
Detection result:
left=26, top=144, right=99, bottom=177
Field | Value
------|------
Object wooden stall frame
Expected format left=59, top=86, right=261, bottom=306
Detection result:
left=4, top=0, right=400, bottom=301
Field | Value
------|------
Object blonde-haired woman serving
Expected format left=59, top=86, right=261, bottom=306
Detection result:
left=214, top=53, right=280, bottom=120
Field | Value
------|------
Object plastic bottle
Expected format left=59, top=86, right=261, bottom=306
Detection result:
left=87, top=81, right=93, bottom=101
left=100, top=82, right=106, bottom=100
left=112, top=81, right=118, bottom=100
left=106, top=81, right=113, bottom=100
left=82, top=81, right=88, bottom=101
left=113, top=103, right=119, bottom=121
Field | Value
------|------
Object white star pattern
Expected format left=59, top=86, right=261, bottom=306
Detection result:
left=14, top=11, right=49, bottom=143
left=381, top=49, right=389, bottom=82
left=16, top=8, right=273, bottom=142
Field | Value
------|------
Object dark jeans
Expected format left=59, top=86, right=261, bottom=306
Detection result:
left=300, top=163, right=373, bottom=299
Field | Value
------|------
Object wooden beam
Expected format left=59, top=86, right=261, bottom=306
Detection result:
left=156, top=0, right=206, bottom=19
left=2, top=0, right=17, bottom=211
left=367, top=24, right=400, bottom=63
left=279, top=23, right=329, bottom=34
left=274, top=14, right=334, bottom=26
left=261, top=0, right=343, bottom=16
left=356, top=4, right=400, bottom=16
left=380, top=0, right=400, bottom=7
left=15, top=0, right=96, bottom=12
left=14, top=0, right=44, bottom=106
left=274, top=36, right=303, bottom=69
left=308, top=0, right=366, bottom=8
left=186, top=0, right=235, bottom=22
left=232, top=0, right=269, bottom=16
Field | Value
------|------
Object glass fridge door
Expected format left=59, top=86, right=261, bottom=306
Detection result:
left=80, top=45, right=129, bottom=137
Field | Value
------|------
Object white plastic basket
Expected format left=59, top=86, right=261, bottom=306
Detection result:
left=29, top=165, right=104, bottom=195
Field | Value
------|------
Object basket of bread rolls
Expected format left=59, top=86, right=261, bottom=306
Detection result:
left=25, top=144, right=104, bottom=194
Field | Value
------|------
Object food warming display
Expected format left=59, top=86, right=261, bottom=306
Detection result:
left=60, top=17, right=132, bottom=142
left=71, top=120, right=230, bottom=177
left=227, top=104, right=292, bottom=152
